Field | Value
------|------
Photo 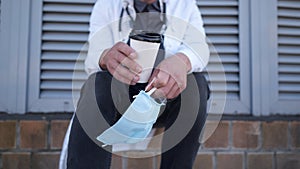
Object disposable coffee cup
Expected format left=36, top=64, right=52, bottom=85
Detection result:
left=129, top=32, right=162, bottom=83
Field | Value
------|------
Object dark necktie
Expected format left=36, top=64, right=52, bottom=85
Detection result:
left=133, top=2, right=164, bottom=33
left=135, top=1, right=165, bottom=66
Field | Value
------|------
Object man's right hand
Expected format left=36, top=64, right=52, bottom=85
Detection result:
left=99, top=42, right=142, bottom=85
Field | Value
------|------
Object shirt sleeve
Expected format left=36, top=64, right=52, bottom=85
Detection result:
left=84, top=0, right=114, bottom=75
left=177, top=1, right=210, bottom=73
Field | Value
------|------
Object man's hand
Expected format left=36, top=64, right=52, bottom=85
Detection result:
left=99, top=42, right=143, bottom=85
left=146, top=53, right=192, bottom=99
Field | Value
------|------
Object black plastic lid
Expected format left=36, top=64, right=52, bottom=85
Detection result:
left=129, top=31, right=162, bottom=43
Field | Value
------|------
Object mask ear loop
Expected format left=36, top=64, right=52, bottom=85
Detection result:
left=132, top=87, right=166, bottom=105
left=132, top=88, right=157, bottom=99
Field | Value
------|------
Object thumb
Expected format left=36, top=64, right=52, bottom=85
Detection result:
left=145, top=77, right=156, bottom=91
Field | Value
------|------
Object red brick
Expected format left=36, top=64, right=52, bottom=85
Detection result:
left=203, top=121, right=229, bottom=148
left=262, top=122, right=288, bottom=149
left=277, top=153, right=300, bottom=169
left=193, top=153, right=213, bottom=169
left=156, top=153, right=211, bottom=169
left=20, top=121, right=48, bottom=149
left=216, top=153, right=243, bottom=169
left=247, top=153, right=273, bottom=169
left=126, top=152, right=154, bottom=169
left=0, top=121, right=16, bottom=149
left=291, top=121, right=300, bottom=148
left=51, top=120, right=70, bottom=149
left=2, top=152, right=31, bottom=169
left=111, top=154, right=123, bottom=169
left=232, top=121, right=259, bottom=149
left=32, top=152, right=60, bottom=169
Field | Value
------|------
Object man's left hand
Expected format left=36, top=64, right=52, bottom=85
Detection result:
left=146, top=53, right=192, bottom=99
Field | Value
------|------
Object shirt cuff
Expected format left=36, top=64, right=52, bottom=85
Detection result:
left=177, top=45, right=205, bottom=74
left=84, top=49, right=104, bottom=76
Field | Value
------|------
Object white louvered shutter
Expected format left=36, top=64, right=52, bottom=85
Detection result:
left=40, top=0, right=93, bottom=98
left=270, top=0, right=300, bottom=114
left=198, top=0, right=250, bottom=114
left=28, top=0, right=95, bottom=112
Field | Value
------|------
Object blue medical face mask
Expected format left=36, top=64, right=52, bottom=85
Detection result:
left=96, top=88, right=164, bottom=146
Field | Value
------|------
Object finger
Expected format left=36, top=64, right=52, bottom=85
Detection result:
left=105, top=59, right=119, bottom=74
left=152, top=70, right=169, bottom=88
left=113, top=70, right=136, bottom=85
left=166, top=81, right=180, bottom=99
left=115, top=65, right=140, bottom=84
left=151, top=76, right=175, bottom=99
left=113, top=50, right=141, bottom=74
left=146, top=69, right=160, bottom=91
left=171, top=76, right=186, bottom=98
left=174, top=88, right=182, bottom=98
left=158, top=77, right=176, bottom=98
left=114, top=69, right=139, bottom=85
left=148, top=68, right=159, bottom=83
left=167, top=88, right=181, bottom=99
left=172, top=73, right=187, bottom=91
left=108, top=62, right=139, bottom=85
left=145, top=78, right=156, bottom=91
left=112, top=50, right=127, bottom=63
left=165, top=78, right=178, bottom=98
left=119, top=57, right=142, bottom=74
left=128, top=52, right=138, bottom=59
left=115, top=42, right=137, bottom=58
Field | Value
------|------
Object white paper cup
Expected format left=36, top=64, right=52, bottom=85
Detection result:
left=130, top=33, right=161, bottom=83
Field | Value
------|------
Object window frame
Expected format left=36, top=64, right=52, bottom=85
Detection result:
left=0, top=0, right=30, bottom=114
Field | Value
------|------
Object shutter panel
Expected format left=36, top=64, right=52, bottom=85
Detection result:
left=27, top=0, right=95, bottom=112
left=40, top=0, right=94, bottom=99
left=198, top=0, right=239, bottom=99
left=271, top=0, right=300, bottom=114
left=278, top=0, right=300, bottom=100
left=198, top=0, right=250, bottom=114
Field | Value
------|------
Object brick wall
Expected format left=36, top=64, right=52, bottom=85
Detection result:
left=0, top=118, right=299, bottom=169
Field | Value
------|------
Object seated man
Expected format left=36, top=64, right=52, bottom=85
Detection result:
left=61, top=0, right=210, bottom=169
